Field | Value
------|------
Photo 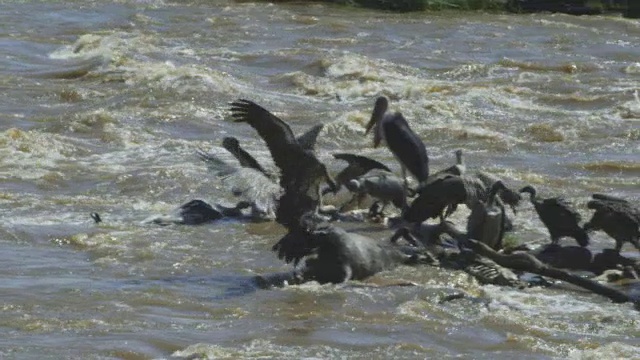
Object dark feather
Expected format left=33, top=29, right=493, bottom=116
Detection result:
left=333, top=153, right=392, bottom=173
left=365, top=96, right=430, bottom=186
left=222, top=136, right=273, bottom=179
left=230, top=99, right=335, bottom=228
left=520, top=185, right=589, bottom=247
left=585, top=194, right=640, bottom=252
left=296, top=124, right=324, bottom=152
left=404, top=174, right=486, bottom=223
left=329, top=153, right=392, bottom=193
left=230, top=99, right=299, bottom=174
left=381, top=112, right=430, bottom=183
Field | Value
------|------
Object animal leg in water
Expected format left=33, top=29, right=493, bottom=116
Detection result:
left=342, top=264, right=353, bottom=283
left=390, top=227, right=420, bottom=247
left=400, top=165, right=409, bottom=212
left=368, top=201, right=389, bottom=218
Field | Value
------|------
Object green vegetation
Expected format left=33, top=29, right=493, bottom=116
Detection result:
left=259, top=0, right=631, bottom=15
left=501, top=233, right=521, bottom=252
left=337, top=0, right=507, bottom=12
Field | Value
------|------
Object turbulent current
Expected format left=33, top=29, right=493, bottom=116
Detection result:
left=0, top=1, right=639, bottom=359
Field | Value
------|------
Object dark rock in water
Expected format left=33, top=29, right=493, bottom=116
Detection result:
left=531, top=244, right=594, bottom=271
left=590, top=249, right=636, bottom=275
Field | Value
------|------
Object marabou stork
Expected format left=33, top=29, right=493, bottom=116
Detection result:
left=364, top=96, right=430, bottom=209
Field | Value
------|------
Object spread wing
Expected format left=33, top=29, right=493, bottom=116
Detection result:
left=196, top=148, right=238, bottom=177
left=230, top=99, right=299, bottom=174
left=222, top=136, right=276, bottom=180
left=296, top=124, right=324, bottom=152
left=221, top=167, right=282, bottom=215
left=196, top=148, right=282, bottom=218
left=331, top=152, right=392, bottom=190
left=230, top=99, right=335, bottom=228
left=333, top=153, right=392, bottom=173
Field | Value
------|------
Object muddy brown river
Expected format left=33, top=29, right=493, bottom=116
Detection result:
left=0, top=1, right=639, bottom=359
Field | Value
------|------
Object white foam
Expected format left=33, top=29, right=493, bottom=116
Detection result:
left=568, top=341, right=640, bottom=360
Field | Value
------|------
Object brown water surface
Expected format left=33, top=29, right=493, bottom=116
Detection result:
left=1, top=1, right=639, bottom=359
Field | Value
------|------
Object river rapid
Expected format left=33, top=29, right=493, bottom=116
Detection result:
left=1, top=1, right=639, bottom=359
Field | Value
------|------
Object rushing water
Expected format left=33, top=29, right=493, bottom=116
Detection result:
left=1, top=1, right=639, bottom=359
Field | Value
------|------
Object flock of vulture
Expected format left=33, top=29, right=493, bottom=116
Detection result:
left=148, top=96, right=639, bottom=289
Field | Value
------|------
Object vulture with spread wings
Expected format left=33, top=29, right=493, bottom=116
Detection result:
left=230, top=99, right=337, bottom=233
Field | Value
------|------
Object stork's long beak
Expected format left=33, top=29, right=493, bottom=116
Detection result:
left=365, top=96, right=388, bottom=148
left=364, top=114, right=377, bottom=136
left=365, top=112, right=383, bottom=148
